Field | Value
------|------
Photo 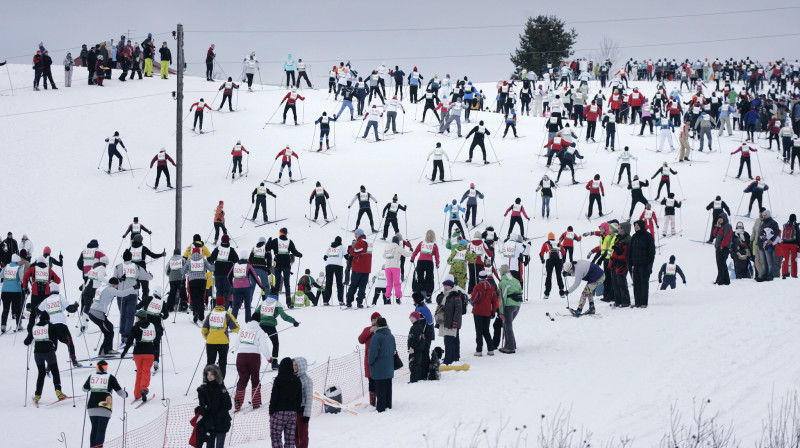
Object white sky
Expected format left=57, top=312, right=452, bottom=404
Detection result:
left=3, top=1, right=798, bottom=83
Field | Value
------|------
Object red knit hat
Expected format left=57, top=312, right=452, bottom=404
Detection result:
left=215, top=296, right=225, bottom=306
left=371, top=312, right=381, bottom=320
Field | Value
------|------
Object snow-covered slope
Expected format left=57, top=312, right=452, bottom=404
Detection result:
left=1, top=64, right=798, bottom=447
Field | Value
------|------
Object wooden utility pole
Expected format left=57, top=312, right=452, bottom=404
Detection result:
left=175, top=24, right=184, bottom=251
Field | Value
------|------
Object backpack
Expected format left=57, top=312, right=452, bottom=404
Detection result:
left=729, top=230, right=741, bottom=251
left=782, top=223, right=796, bottom=242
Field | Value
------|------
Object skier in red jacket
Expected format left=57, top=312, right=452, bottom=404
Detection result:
left=585, top=174, right=605, bottom=218
left=280, top=88, right=305, bottom=125
left=190, top=98, right=212, bottom=133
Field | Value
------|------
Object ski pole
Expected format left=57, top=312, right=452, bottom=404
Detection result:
left=96, top=143, right=107, bottom=170
left=577, top=190, right=589, bottom=219
left=417, top=159, right=429, bottom=183
left=487, top=137, right=501, bottom=164
left=80, top=394, right=89, bottom=448
left=160, top=337, right=165, bottom=400
left=309, top=123, right=318, bottom=151
left=296, top=159, right=305, bottom=183
left=137, top=165, right=153, bottom=189
left=68, top=355, right=77, bottom=407
left=184, top=345, right=206, bottom=396
left=224, top=159, right=233, bottom=180
left=24, top=344, right=31, bottom=406
left=354, top=119, right=365, bottom=143
left=241, top=202, right=254, bottom=228
left=450, top=137, right=469, bottom=167
left=112, top=236, right=125, bottom=268
left=263, top=103, right=282, bottom=129
left=124, top=148, right=134, bottom=178
left=264, top=158, right=278, bottom=182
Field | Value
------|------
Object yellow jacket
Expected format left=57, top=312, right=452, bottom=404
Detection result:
left=201, top=307, right=240, bottom=344
left=183, top=242, right=211, bottom=259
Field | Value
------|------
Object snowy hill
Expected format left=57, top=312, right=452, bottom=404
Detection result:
left=1, top=64, right=799, bottom=447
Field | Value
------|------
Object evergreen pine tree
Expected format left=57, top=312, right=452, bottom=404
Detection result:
left=510, top=15, right=577, bottom=75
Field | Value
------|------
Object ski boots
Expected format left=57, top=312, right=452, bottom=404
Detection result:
left=33, top=395, right=41, bottom=405
left=153, top=361, right=159, bottom=372
left=570, top=307, right=582, bottom=317
left=141, top=390, right=148, bottom=402
left=72, top=358, right=82, bottom=368
left=487, top=350, right=494, bottom=356
left=587, top=303, right=596, bottom=314
left=56, top=390, right=67, bottom=400
left=474, top=352, right=483, bottom=357
left=271, top=359, right=279, bottom=370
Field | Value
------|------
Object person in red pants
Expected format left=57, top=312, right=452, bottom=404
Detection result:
left=780, top=214, right=799, bottom=279
left=294, top=357, right=313, bottom=448
left=121, top=310, right=155, bottom=402
left=233, top=320, right=270, bottom=411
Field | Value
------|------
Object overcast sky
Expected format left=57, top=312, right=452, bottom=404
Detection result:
left=3, top=1, right=798, bottom=83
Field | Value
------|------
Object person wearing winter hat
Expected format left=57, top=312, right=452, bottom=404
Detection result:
left=82, top=359, right=127, bottom=447
left=465, top=120, right=491, bottom=164
left=1, top=253, right=24, bottom=332
left=211, top=201, right=228, bottom=245
left=539, top=232, right=565, bottom=299
left=504, top=198, right=531, bottom=239
left=563, top=260, right=604, bottom=316
left=361, top=104, right=383, bottom=141
left=218, top=76, right=240, bottom=111
left=346, top=229, right=371, bottom=307
left=381, top=195, right=407, bottom=240
left=182, top=247, right=215, bottom=323
left=609, top=221, right=632, bottom=307
left=497, top=264, right=522, bottom=353
left=743, top=176, right=768, bottom=218
left=21, top=255, right=61, bottom=331
left=658, top=255, right=686, bottom=290
left=322, top=236, right=345, bottom=305
left=205, top=44, right=215, bottom=81
left=137, top=285, right=168, bottom=371
left=266, top=228, right=303, bottom=307
left=434, top=278, right=464, bottom=364
left=89, top=277, right=137, bottom=357
left=585, top=174, right=605, bottom=218
left=348, top=185, right=379, bottom=233
left=280, top=86, right=305, bottom=125
left=407, top=311, right=429, bottom=382
left=444, top=199, right=466, bottom=237
left=248, top=236, right=273, bottom=299
left=383, top=236, right=412, bottom=303
left=227, top=140, right=250, bottom=179
left=120, top=309, right=156, bottom=401
left=427, top=142, right=451, bottom=182
left=470, top=270, right=498, bottom=356
left=780, top=213, right=799, bottom=279
left=358, top=312, right=383, bottom=406
left=24, top=311, right=67, bottom=405
left=189, top=97, right=212, bottom=133
left=408, top=66, right=423, bottom=102
left=460, top=183, right=484, bottom=227
left=201, top=295, right=240, bottom=378
left=368, top=317, right=396, bottom=412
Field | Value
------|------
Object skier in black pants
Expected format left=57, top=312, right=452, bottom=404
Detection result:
left=460, top=183, right=485, bottom=227
left=555, top=147, right=583, bottom=184
left=323, top=236, right=345, bottom=305
left=381, top=195, right=407, bottom=240
left=427, top=142, right=450, bottom=182
left=205, top=44, right=215, bottom=80
left=465, top=121, right=491, bottom=164
left=539, top=234, right=565, bottom=299
left=266, top=228, right=303, bottom=307
left=418, top=88, right=440, bottom=123
left=217, top=78, right=239, bottom=111
left=104, top=132, right=126, bottom=173
left=627, top=175, right=650, bottom=218
left=348, top=186, right=378, bottom=232
left=658, top=255, right=686, bottom=289
left=601, top=113, right=617, bottom=151
left=392, top=66, right=405, bottom=100
left=251, top=182, right=277, bottom=222
left=616, top=147, right=636, bottom=185
left=24, top=312, right=66, bottom=405
left=308, top=181, right=330, bottom=221
left=149, top=148, right=175, bottom=188
left=314, top=112, right=337, bottom=151
left=651, top=162, right=677, bottom=200
left=705, top=196, right=731, bottom=243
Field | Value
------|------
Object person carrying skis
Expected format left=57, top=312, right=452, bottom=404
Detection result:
left=639, top=203, right=659, bottom=236
left=555, top=144, right=583, bottom=185
left=616, top=147, right=636, bottom=185
left=464, top=121, right=491, bottom=164
left=411, top=231, right=440, bottom=301
left=314, top=112, right=337, bottom=151
left=308, top=181, right=330, bottom=222
left=539, top=232, right=565, bottom=299
left=381, top=195, right=407, bottom=240
left=348, top=186, right=378, bottom=232
left=585, top=174, right=605, bottom=218
left=252, top=182, right=277, bottom=222
left=562, top=260, right=603, bottom=316
left=362, top=104, right=383, bottom=141
left=149, top=148, right=176, bottom=188
left=427, top=142, right=450, bottom=182
left=266, top=227, right=303, bottom=307
left=558, top=227, right=581, bottom=263
left=189, top=98, right=212, bottom=134
left=120, top=309, right=156, bottom=402
left=744, top=177, right=768, bottom=218
left=444, top=199, right=466, bottom=236
left=535, top=175, right=556, bottom=218
left=731, top=142, right=757, bottom=180
left=280, top=87, right=305, bottom=125
left=659, top=193, right=682, bottom=237
left=504, top=198, right=530, bottom=239
left=218, top=77, right=239, bottom=111
left=658, top=255, right=686, bottom=289
left=24, top=311, right=67, bottom=405
left=705, top=196, right=731, bottom=243
left=459, top=183, right=484, bottom=228
left=201, top=295, right=240, bottom=379
left=651, top=162, right=677, bottom=200
left=104, top=131, right=126, bottom=174
left=275, top=145, right=298, bottom=182
left=243, top=53, right=258, bottom=91
left=253, top=287, right=299, bottom=370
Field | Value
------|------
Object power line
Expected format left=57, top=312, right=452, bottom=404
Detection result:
left=0, top=32, right=173, bottom=62
left=184, top=6, right=800, bottom=34
left=0, top=92, right=170, bottom=118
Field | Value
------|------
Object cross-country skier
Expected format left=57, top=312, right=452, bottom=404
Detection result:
left=1, top=254, right=24, bottom=332
left=585, top=174, right=605, bottom=218
left=705, top=196, right=731, bottom=243
left=213, top=201, right=227, bottom=245
left=731, top=142, right=757, bottom=180
left=280, top=88, right=305, bottom=125
left=296, top=58, right=312, bottom=88
left=122, top=217, right=151, bottom=241
left=229, top=140, right=249, bottom=179
left=558, top=227, right=581, bottom=263
left=190, top=98, right=212, bottom=133
left=136, top=286, right=167, bottom=371
left=89, top=277, right=137, bottom=356
left=274, top=145, right=298, bottom=182
left=464, top=121, right=491, bottom=164
left=639, top=203, right=659, bottom=236
left=22, top=257, right=61, bottom=332
left=659, top=193, right=682, bottom=236
left=555, top=145, right=583, bottom=184
left=82, top=360, right=127, bottom=447
left=460, top=183, right=484, bottom=227
left=651, top=162, right=677, bottom=200
left=251, top=182, right=276, bottom=223
left=218, top=77, right=239, bottom=111
left=308, top=181, right=329, bottom=221
left=227, top=258, right=262, bottom=321
left=253, top=286, right=299, bottom=370
left=232, top=318, right=270, bottom=411
left=283, top=54, right=296, bottom=88
left=104, top=132, right=126, bottom=173
left=408, top=66, right=423, bottom=103
left=615, top=147, right=636, bottom=185
left=441, top=98, right=464, bottom=137
left=128, top=234, right=164, bottom=299
left=444, top=200, right=466, bottom=236
left=601, top=112, right=618, bottom=151
left=24, top=312, right=67, bottom=405
left=540, top=233, right=565, bottom=299
left=654, top=115, right=676, bottom=151
left=36, top=282, right=80, bottom=366
left=562, top=260, right=602, bottom=316
left=335, top=82, right=356, bottom=120
left=165, top=250, right=187, bottom=312
left=627, top=175, right=650, bottom=218
left=362, top=105, right=382, bottom=141
left=411, top=231, right=440, bottom=301
left=535, top=175, right=556, bottom=218
left=149, top=148, right=175, bottom=188
left=120, top=309, right=156, bottom=402
left=427, top=143, right=450, bottom=182
left=348, top=186, right=378, bottom=232
left=381, top=195, right=407, bottom=240
left=113, top=250, right=152, bottom=346
left=418, top=87, right=440, bottom=123
left=392, top=66, right=406, bottom=100
left=504, top=198, right=530, bottom=239
left=743, top=177, right=768, bottom=218
left=367, top=70, right=385, bottom=105
left=323, top=236, right=345, bottom=305
left=243, top=53, right=258, bottom=91
left=266, top=228, right=303, bottom=307
left=314, top=112, right=337, bottom=151
left=658, top=255, right=686, bottom=289
left=583, top=100, right=602, bottom=141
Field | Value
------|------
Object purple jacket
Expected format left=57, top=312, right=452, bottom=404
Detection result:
left=227, top=261, right=262, bottom=289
